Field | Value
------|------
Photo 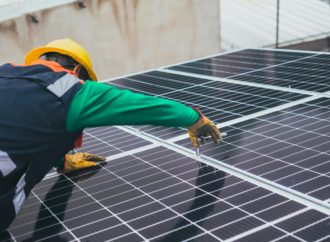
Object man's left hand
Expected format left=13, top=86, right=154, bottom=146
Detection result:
left=62, top=152, right=106, bottom=173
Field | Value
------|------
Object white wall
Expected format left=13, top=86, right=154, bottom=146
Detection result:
left=0, top=0, right=220, bottom=80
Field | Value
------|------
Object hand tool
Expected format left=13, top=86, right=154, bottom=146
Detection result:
left=195, top=132, right=227, bottom=157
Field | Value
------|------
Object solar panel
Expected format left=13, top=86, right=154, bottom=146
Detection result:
left=79, top=127, right=153, bottom=155
left=1, top=48, right=329, bottom=241
left=167, top=49, right=330, bottom=93
left=232, top=54, right=330, bottom=92
left=2, top=147, right=326, bottom=241
left=167, top=49, right=314, bottom=78
left=176, top=97, right=330, bottom=202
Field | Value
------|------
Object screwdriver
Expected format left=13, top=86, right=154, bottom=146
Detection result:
left=195, top=132, right=227, bottom=157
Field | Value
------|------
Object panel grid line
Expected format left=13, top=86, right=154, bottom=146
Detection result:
left=226, top=208, right=311, bottom=242
left=106, top=165, right=293, bottom=241
left=17, top=157, right=247, bottom=238
left=316, top=234, right=330, bottom=242
left=81, top=159, right=223, bottom=241
left=34, top=150, right=303, bottom=241
left=30, top=191, right=79, bottom=241
left=124, top=75, right=306, bottom=110
left=160, top=69, right=330, bottom=98
left=117, top=126, right=330, bottom=214
left=175, top=131, right=329, bottom=197
left=40, top=149, right=302, bottom=240
left=61, top=173, right=149, bottom=241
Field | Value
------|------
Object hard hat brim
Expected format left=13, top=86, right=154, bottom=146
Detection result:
left=25, top=46, right=97, bottom=81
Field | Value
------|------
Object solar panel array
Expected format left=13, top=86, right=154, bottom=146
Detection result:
left=177, top=97, right=330, bottom=202
left=1, top=49, right=329, bottom=242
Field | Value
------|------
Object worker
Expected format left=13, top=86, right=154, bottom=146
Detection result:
left=0, top=38, right=221, bottom=230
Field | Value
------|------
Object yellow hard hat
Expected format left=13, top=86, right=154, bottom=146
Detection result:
left=25, top=38, right=97, bottom=81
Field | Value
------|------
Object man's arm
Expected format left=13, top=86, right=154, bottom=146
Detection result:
left=62, top=80, right=221, bottom=173
left=66, top=81, right=200, bottom=131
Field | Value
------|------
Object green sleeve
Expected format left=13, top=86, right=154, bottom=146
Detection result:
left=66, top=81, right=199, bottom=132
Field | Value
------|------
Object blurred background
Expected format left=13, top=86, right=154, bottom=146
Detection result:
left=0, top=0, right=329, bottom=80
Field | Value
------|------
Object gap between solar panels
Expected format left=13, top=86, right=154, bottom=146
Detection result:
left=159, top=69, right=330, bottom=99
left=116, top=125, right=330, bottom=216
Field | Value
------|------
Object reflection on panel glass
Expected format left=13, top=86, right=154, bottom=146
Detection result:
left=177, top=98, right=330, bottom=202
left=168, top=49, right=312, bottom=78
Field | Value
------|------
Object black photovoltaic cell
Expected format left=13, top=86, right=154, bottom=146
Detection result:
left=78, top=126, right=152, bottom=156
left=167, top=49, right=313, bottom=78
left=236, top=210, right=330, bottom=242
left=3, top=146, right=329, bottom=242
left=177, top=98, right=330, bottom=201
left=168, top=49, right=330, bottom=92
left=108, top=71, right=308, bottom=139
left=233, top=54, right=330, bottom=92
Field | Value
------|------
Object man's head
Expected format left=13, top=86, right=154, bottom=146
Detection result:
left=25, top=38, right=97, bottom=81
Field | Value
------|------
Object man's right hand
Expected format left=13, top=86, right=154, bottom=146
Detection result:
left=187, top=108, right=222, bottom=148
